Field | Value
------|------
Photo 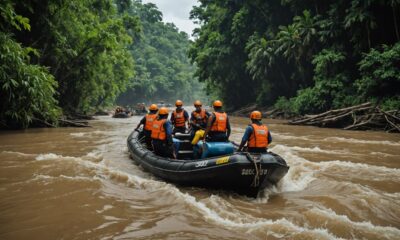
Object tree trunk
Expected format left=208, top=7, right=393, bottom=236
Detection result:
left=393, top=7, right=400, bottom=41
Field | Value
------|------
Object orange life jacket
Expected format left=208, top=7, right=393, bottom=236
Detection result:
left=210, top=112, right=227, bottom=132
left=151, top=119, right=167, bottom=140
left=144, top=113, right=157, bottom=131
left=173, top=110, right=186, bottom=127
left=248, top=124, right=269, bottom=148
left=192, top=109, right=207, bottom=125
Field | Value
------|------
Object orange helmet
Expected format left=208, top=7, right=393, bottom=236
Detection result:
left=194, top=100, right=202, bottom=107
left=175, top=100, right=183, bottom=106
left=159, top=107, right=169, bottom=115
left=149, top=104, right=158, bottom=111
left=213, top=100, right=223, bottom=107
left=250, top=111, right=262, bottom=120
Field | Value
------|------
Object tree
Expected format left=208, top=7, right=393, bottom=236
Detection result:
left=0, top=2, right=60, bottom=128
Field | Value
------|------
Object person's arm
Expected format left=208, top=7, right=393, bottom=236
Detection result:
left=165, top=121, right=176, bottom=159
left=201, top=111, right=211, bottom=129
left=238, top=126, right=253, bottom=151
left=170, top=112, right=175, bottom=124
left=134, top=116, right=146, bottom=131
left=226, top=116, right=231, bottom=139
left=268, top=130, right=272, bottom=144
left=190, top=112, right=195, bottom=124
left=202, top=114, right=214, bottom=141
left=189, top=112, right=198, bottom=128
left=184, top=110, right=189, bottom=122
left=165, top=121, right=173, bottom=145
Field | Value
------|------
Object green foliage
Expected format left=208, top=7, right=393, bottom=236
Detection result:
left=117, top=1, right=205, bottom=105
left=274, top=96, right=296, bottom=114
left=0, top=0, right=142, bottom=128
left=0, top=33, right=60, bottom=128
left=356, top=43, right=400, bottom=103
left=380, top=96, right=400, bottom=111
left=190, top=0, right=400, bottom=113
left=189, top=1, right=258, bottom=109
left=0, top=2, right=30, bottom=31
left=10, top=0, right=138, bottom=113
left=291, top=49, right=354, bottom=114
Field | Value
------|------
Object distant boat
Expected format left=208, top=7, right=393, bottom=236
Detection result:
left=127, top=130, right=289, bottom=197
left=112, top=111, right=132, bottom=118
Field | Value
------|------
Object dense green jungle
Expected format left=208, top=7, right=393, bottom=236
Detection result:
left=0, top=0, right=399, bottom=129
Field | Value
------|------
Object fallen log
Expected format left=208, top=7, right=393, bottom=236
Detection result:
left=230, top=104, right=257, bottom=116
left=291, top=102, right=372, bottom=124
left=59, top=119, right=91, bottom=127
left=32, top=117, right=56, bottom=128
left=66, top=114, right=95, bottom=120
left=289, top=102, right=400, bottom=133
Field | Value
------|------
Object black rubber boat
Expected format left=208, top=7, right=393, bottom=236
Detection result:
left=112, top=112, right=132, bottom=118
left=127, top=130, right=289, bottom=197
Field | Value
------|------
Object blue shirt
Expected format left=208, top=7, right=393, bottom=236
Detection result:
left=163, top=120, right=173, bottom=137
left=241, top=123, right=272, bottom=145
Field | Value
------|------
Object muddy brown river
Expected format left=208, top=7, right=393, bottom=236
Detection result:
left=0, top=115, right=399, bottom=239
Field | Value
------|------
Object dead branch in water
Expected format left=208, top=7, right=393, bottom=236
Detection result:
left=58, top=118, right=91, bottom=127
left=32, top=117, right=57, bottom=128
left=289, top=102, right=400, bottom=133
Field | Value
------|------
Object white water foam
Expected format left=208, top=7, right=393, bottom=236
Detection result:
left=285, top=145, right=351, bottom=155
left=273, top=132, right=313, bottom=141
left=70, top=132, right=86, bottom=137
left=324, top=137, right=400, bottom=146
left=35, top=153, right=77, bottom=161
left=317, top=160, right=400, bottom=180
left=383, top=192, right=400, bottom=199
left=173, top=190, right=341, bottom=239
left=269, top=144, right=319, bottom=192
left=308, top=207, right=400, bottom=239
left=271, top=144, right=400, bottom=182
left=370, top=151, right=398, bottom=157
left=96, top=204, right=114, bottom=214
left=1, top=151, right=36, bottom=157
left=32, top=174, right=98, bottom=182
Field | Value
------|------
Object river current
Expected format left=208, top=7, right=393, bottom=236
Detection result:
left=0, top=115, right=399, bottom=239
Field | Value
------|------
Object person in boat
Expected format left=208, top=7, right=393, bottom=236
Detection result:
left=237, top=111, right=272, bottom=153
left=190, top=100, right=210, bottom=144
left=140, top=103, right=147, bottom=113
left=170, top=100, right=189, bottom=134
left=134, top=104, right=158, bottom=149
left=202, top=100, right=231, bottom=142
left=151, top=107, right=175, bottom=158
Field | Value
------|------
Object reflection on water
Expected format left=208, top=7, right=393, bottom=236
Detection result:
left=0, top=115, right=399, bottom=239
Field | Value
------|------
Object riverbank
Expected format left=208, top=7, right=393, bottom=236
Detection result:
left=229, top=102, right=400, bottom=133
left=0, top=113, right=96, bottom=130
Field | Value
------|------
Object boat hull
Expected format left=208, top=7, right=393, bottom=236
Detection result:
left=127, top=131, right=289, bottom=197
left=113, top=112, right=132, bottom=118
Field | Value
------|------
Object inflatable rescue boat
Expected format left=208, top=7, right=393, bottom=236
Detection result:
left=112, top=112, right=132, bottom=118
left=127, top=130, right=289, bottom=197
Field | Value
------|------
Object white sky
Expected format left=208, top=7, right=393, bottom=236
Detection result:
left=141, top=0, right=199, bottom=37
